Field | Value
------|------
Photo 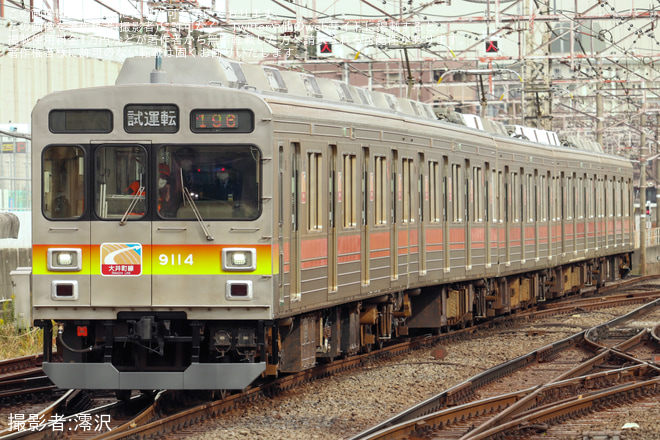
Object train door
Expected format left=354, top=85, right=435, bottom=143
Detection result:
left=560, top=172, right=566, bottom=256
left=465, top=159, right=472, bottom=271
left=278, top=144, right=286, bottom=308
left=449, top=159, right=466, bottom=276
left=504, top=166, right=511, bottom=266
left=291, top=143, right=302, bottom=303
left=485, top=163, right=492, bottom=269
left=594, top=176, right=600, bottom=250
left=328, top=145, right=338, bottom=295
left=419, top=153, right=426, bottom=276
left=534, top=170, right=540, bottom=262
left=391, top=150, right=398, bottom=281
left=90, top=143, right=151, bottom=306
left=443, top=157, right=450, bottom=273
left=401, top=155, right=416, bottom=285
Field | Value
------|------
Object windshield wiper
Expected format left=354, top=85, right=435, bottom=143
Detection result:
left=120, top=186, right=145, bottom=226
left=181, top=172, right=214, bottom=241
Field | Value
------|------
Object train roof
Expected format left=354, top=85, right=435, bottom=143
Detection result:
left=116, top=56, right=613, bottom=157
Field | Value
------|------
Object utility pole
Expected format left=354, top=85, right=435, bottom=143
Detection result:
left=523, top=0, right=552, bottom=130
left=640, top=114, right=647, bottom=276
left=656, top=114, right=660, bottom=229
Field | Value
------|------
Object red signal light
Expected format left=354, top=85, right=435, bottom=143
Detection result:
left=485, top=41, right=499, bottom=53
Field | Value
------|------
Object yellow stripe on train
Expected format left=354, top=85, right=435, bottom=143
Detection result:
left=32, top=244, right=273, bottom=276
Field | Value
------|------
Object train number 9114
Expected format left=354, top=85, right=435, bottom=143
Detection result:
left=158, top=253, right=194, bottom=266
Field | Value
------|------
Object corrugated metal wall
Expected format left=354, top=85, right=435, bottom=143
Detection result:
left=0, top=56, right=122, bottom=125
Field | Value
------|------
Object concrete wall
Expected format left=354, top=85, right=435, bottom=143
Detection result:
left=0, top=211, right=32, bottom=299
left=0, top=248, right=31, bottom=300
left=633, top=246, right=660, bottom=276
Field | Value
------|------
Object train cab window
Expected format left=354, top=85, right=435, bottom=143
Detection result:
left=42, top=146, right=85, bottom=220
left=95, top=146, right=147, bottom=220
left=157, top=145, right=261, bottom=220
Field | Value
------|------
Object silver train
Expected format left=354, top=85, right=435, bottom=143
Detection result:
left=32, top=57, right=634, bottom=391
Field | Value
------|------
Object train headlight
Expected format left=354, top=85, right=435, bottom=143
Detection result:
left=222, top=248, right=256, bottom=271
left=47, top=248, right=82, bottom=271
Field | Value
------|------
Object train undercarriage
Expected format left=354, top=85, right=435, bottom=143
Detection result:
left=40, top=253, right=632, bottom=390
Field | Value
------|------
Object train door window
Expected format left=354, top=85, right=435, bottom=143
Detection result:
left=525, top=173, right=534, bottom=222
left=392, top=151, right=398, bottom=225
left=574, top=175, right=579, bottom=220
left=375, top=156, right=387, bottom=225
left=473, top=166, right=483, bottom=222
left=42, top=146, right=85, bottom=220
left=616, top=179, right=622, bottom=217
left=624, top=179, right=631, bottom=217
left=539, top=173, right=546, bottom=222
left=588, top=178, right=594, bottom=219
left=94, top=145, right=147, bottom=220
left=403, top=158, right=413, bottom=223
left=578, top=175, right=584, bottom=219
left=429, top=160, right=440, bottom=222
left=451, top=163, right=463, bottom=222
left=606, top=178, right=613, bottom=217
left=484, top=163, right=490, bottom=222
left=343, top=154, right=357, bottom=228
left=307, top=152, right=323, bottom=231
left=419, top=154, right=424, bottom=223
left=564, top=174, right=572, bottom=220
left=511, top=171, right=519, bottom=222
left=491, top=170, right=499, bottom=223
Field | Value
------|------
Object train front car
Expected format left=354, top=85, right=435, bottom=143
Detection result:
left=32, top=60, right=274, bottom=391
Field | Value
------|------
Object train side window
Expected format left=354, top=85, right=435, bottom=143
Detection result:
left=511, top=171, right=519, bottom=222
left=307, top=152, right=323, bottom=231
left=42, top=146, right=85, bottom=220
left=540, top=174, right=547, bottom=222
left=607, top=178, right=613, bottom=217
left=473, top=166, right=483, bottom=222
left=95, top=146, right=147, bottom=220
left=616, top=179, right=622, bottom=217
left=451, top=163, right=463, bottom=222
left=525, top=173, right=534, bottom=222
left=491, top=169, right=500, bottom=223
left=375, top=156, right=388, bottom=225
left=402, top=158, right=413, bottom=223
left=624, top=179, right=631, bottom=217
left=343, top=154, right=357, bottom=228
left=429, top=160, right=440, bottom=222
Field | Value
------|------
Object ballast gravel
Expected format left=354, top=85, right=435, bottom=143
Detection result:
left=185, top=305, right=660, bottom=440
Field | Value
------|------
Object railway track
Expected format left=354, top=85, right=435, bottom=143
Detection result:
left=1, top=277, right=659, bottom=439
left=349, top=296, right=660, bottom=439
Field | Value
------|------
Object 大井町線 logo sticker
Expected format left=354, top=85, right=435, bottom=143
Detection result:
left=101, top=243, right=142, bottom=276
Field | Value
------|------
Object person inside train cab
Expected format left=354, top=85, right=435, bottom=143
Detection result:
left=157, top=163, right=174, bottom=216
left=124, top=178, right=145, bottom=196
left=208, top=163, right=241, bottom=205
left=172, top=147, right=203, bottom=199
